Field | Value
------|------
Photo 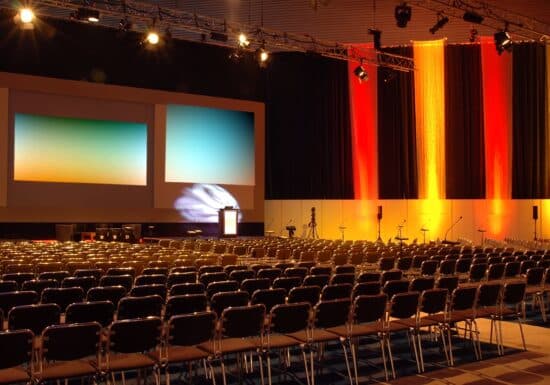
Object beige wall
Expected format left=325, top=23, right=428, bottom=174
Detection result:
left=265, top=199, right=550, bottom=243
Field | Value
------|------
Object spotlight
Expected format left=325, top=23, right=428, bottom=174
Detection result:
left=494, top=30, right=512, bottom=55
left=256, top=46, right=270, bottom=67
left=238, top=33, right=250, bottom=48
left=146, top=31, right=160, bottom=45
left=429, top=14, right=449, bottom=34
left=14, top=7, right=35, bottom=29
left=463, top=11, right=484, bottom=24
left=395, top=2, right=412, bottom=28
left=353, top=64, right=368, bottom=82
left=368, top=28, right=382, bottom=51
left=71, top=7, right=100, bottom=23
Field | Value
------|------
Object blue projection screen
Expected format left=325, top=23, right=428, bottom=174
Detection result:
left=165, top=105, right=255, bottom=186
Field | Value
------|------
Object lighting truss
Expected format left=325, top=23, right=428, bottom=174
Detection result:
left=410, top=0, right=550, bottom=41
left=0, top=0, right=415, bottom=72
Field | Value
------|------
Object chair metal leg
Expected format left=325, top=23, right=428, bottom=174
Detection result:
left=258, top=353, right=265, bottom=385
left=267, top=355, right=272, bottom=385
left=302, top=348, right=311, bottom=385
left=516, top=315, right=527, bottom=350
left=340, top=339, right=353, bottom=385
left=446, top=325, right=454, bottom=366
left=385, top=334, right=396, bottom=379
left=409, top=331, right=421, bottom=374
left=221, top=360, right=227, bottom=385
left=416, top=332, right=425, bottom=373
left=379, top=336, right=389, bottom=382
left=350, top=341, right=359, bottom=385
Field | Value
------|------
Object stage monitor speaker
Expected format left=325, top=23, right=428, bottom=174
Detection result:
left=377, top=206, right=383, bottom=220
left=533, top=205, right=539, bottom=220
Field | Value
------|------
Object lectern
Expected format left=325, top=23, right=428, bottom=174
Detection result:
left=219, top=207, right=238, bottom=237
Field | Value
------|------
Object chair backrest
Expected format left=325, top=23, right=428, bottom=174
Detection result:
left=168, top=311, right=216, bottom=346
left=439, top=260, right=456, bottom=275
left=142, top=267, right=169, bottom=276
left=288, top=285, right=320, bottom=306
left=0, top=329, right=33, bottom=370
left=21, top=279, right=59, bottom=295
left=135, top=274, right=167, bottom=286
left=469, top=263, right=488, bottom=282
left=502, top=282, right=526, bottom=306
left=220, top=304, right=265, bottom=338
left=86, top=285, right=127, bottom=307
left=436, top=276, right=459, bottom=294
left=320, top=283, right=352, bottom=300
left=169, top=282, right=205, bottom=296
left=477, top=282, right=502, bottom=308
left=389, top=291, right=420, bottom=319
left=99, top=274, right=133, bottom=292
left=272, top=276, right=301, bottom=294
left=0, top=280, right=18, bottom=293
left=409, top=277, right=435, bottom=293
left=117, top=294, right=163, bottom=320
left=310, top=266, right=332, bottom=276
left=199, top=272, right=228, bottom=286
left=284, top=267, right=308, bottom=279
left=450, top=286, right=477, bottom=311
left=130, top=284, right=167, bottom=300
left=383, top=279, right=410, bottom=299
left=353, top=294, right=387, bottom=324
left=352, top=282, right=381, bottom=299
left=251, top=288, right=286, bottom=313
left=206, top=280, right=240, bottom=300
left=520, top=260, right=536, bottom=275
left=2, top=273, right=34, bottom=289
left=330, top=273, right=355, bottom=285
left=313, top=298, right=351, bottom=328
left=381, top=270, right=403, bottom=285
left=65, top=301, right=115, bottom=327
left=0, top=291, right=39, bottom=315
left=455, top=258, right=472, bottom=274
left=420, top=260, right=439, bottom=276
left=167, top=272, right=197, bottom=288
left=303, top=274, right=330, bottom=288
left=269, top=302, right=310, bottom=334
left=487, top=263, right=505, bottom=281
left=240, top=278, right=271, bottom=296
left=41, top=287, right=85, bottom=313
left=8, top=303, right=61, bottom=335
left=378, top=257, right=395, bottom=271
left=210, top=290, right=250, bottom=317
left=74, top=269, right=102, bottom=280
left=229, top=269, right=255, bottom=284
left=42, top=322, right=101, bottom=361
left=165, top=294, right=208, bottom=320
left=419, top=289, right=447, bottom=315
left=106, top=267, right=136, bottom=277
left=335, top=265, right=356, bottom=275
left=109, top=317, right=162, bottom=353
left=357, top=272, right=381, bottom=283
left=61, top=276, right=98, bottom=293
left=525, top=267, right=545, bottom=286
left=257, top=268, right=283, bottom=283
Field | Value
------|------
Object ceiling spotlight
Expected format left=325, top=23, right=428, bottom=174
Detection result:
left=238, top=33, right=250, bottom=48
left=14, top=7, right=35, bottom=29
left=463, top=11, right=484, bottom=24
left=256, top=46, right=270, bottom=67
left=353, top=63, right=368, bottom=82
left=368, top=28, right=382, bottom=51
left=71, top=8, right=100, bottom=23
left=494, top=30, right=512, bottom=55
left=146, top=31, right=160, bottom=45
left=429, top=14, right=449, bottom=34
left=395, top=2, right=412, bottom=28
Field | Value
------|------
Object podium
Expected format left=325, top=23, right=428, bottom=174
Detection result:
left=219, top=207, right=238, bottom=237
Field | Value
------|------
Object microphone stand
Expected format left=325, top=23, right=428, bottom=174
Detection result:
left=443, top=216, right=463, bottom=245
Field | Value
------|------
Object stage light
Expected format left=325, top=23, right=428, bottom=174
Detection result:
left=368, top=28, right=382, bottom=51
left=353, top=64, right=368, bottom=82
left=19, top=8, right=34, bottom=24
left=429, top=14, right=449, bottom=34
left=463, top=11, right=484, bottom=24
left=146, top=31, right=160, bottom=45
left=14, top=7, right=35, bottom=29
left=395, top=2, right=412, bottom=28
left=71, top=7, right=100, bottom=23
left=494, top=30, right=512, bottom=55
left=238, top=33, right=250, bottom=47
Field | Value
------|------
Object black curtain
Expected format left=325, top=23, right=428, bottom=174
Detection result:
left=444, top=44, right=485, bottom=198
left=512, top=42, right=548, bottom=198
left=377, top=46, right=418, bottom=199
left=265, top=53, right=353, bottom=199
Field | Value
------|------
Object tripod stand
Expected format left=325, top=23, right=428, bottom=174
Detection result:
left=307, top=207, right=319, bottom=239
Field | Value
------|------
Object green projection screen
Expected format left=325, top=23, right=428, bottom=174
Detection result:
left=165, top=105, right=255, bottom=186
left=14, top=113, right=147, bottom=186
